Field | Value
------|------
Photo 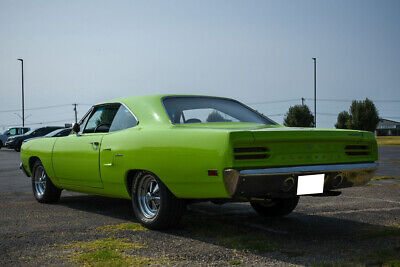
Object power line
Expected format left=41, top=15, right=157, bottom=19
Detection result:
left=247, top=99, right=299, bottom=105
left=0, top=118, right=73, bottom=128
left=304, top=98, right=400, bottom=103
left=0, top=104, right=72, bottom=113
left=265, top=113, right=284, bottom=117
left=0, top=103, right=93, bottom=113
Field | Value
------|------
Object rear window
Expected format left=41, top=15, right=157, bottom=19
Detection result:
left=162, top=96, right=275, bottom=125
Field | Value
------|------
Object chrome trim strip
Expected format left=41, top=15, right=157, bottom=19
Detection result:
left=239, top=162, right=378, bottom=176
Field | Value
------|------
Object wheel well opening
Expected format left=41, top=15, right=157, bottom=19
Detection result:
left=126, top=169, right=174, bottom=197
left=126, top=170, right=142, bottom=196
left=29, top=156, right=40, bottom=172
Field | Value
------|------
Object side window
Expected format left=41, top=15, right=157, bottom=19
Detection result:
left=31, top=129, right=40, bottom=136
left=9, top=128, right=17, bottom=135
left=36, top=128, right=47, bottom=135
left=84, top=105, right=119, bottom=133
left=44, top=128, right=58, bottom=135
left=109, top=105, right=138, bottom=132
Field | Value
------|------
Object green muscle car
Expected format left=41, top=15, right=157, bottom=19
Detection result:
left=20, top=95, right=378, bottom=229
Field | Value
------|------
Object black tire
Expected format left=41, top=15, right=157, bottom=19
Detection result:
left=0, top=141, right=3, bottom=149
left=132, top=172, right=185, bottom=230
left=250, top=196, right=300, bottom=217
left=31, top=160, right=62, bottom=203
left=15, top=142, right=22, bottom=152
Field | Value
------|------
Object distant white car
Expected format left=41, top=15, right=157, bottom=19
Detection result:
left=0, top=127, right=30, bottom=149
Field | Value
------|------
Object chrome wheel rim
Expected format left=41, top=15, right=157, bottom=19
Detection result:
left=137, top=175, right=160, bottom=219
left=34, top=166, right=46, bottom=197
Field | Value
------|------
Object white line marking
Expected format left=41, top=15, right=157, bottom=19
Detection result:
left=341, top=196, right=400, bottom=205
left=314, top=206, right=400, bottom=215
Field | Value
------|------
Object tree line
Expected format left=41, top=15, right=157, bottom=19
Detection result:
left=283, top=98, right=380, bottom=132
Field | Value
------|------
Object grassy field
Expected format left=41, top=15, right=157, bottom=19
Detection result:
left=376, top=136, right=400, bottom=146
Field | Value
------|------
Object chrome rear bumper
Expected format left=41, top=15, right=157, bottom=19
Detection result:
left=223, top=162, right=378, bottom=198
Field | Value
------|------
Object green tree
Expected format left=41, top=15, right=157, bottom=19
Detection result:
left=335, top=111, right=351, bottom=129
left=283, top=105, right=315, bottom=127
left=207, top=110, right=230, bottom=122
left=335, top=98, right=379, bottom=132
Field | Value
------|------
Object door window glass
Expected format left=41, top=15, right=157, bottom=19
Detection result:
left=109, top=105, right=137, bottom=132
left=84, top=105, right=119, bottom=133
left=8, top=128, right=17, bottom=135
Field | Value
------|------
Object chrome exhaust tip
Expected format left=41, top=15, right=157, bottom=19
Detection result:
left=281, top=177, right=295, bottom=192
left=332, top=174, right=344, bottom=188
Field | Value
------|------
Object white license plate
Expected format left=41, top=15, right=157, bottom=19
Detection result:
left=297, top=174, right=325, bottom=195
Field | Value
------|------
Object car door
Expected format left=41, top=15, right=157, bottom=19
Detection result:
left=52, top=104, right=119, bottom=188
left=99, top=104, right=138, bottom=193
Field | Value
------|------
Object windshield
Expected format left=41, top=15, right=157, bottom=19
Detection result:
left=2, top=130, right=7, bottom=135
left=24, top=129, right=36, bottom=135
left=162, top=96, right=276, bottom=125
left=45, top=129, right=64, bottom=137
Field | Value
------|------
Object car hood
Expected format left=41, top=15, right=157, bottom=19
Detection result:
left=23, top=137, right=42, bottom=143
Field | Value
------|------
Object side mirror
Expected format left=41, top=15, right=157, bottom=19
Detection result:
left=72, top=123, right=80, bottom=133
left=6, top=132, right=10, bottom=136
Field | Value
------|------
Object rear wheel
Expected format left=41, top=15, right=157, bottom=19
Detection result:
left=32, top=160, right=62, bottom=203
left=250, top=196, right=299, bottom=217
left=132, top=172, right=185, bottom=230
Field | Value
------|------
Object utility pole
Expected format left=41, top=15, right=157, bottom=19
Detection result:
left=17, top=59, right=24, bottom=127
left=301, top=97, right=305, bottom=105
left=312, top=57, right=317, bottom=127
left=73, top=103, right=78, bottom=123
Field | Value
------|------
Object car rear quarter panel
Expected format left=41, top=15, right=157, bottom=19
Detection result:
left=102, top=126, right=232, bottom=199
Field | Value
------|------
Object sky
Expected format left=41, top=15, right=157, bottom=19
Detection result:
left=1, top=0, right=399, bottom=129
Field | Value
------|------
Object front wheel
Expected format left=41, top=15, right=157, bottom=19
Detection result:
left=250, top=196, right=300, bottom=217
left=32, top=160, right=62, bottom=203
left=15, top=142, right=22, bottom=152
left=132, top=172, right=185, bottom=230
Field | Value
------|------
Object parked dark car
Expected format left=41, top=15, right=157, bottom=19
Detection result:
left=23, top=128, right=72, bottom=144
left=0, top=127, right=30, bottom=149
left=6, top=126, right=63, bottom=151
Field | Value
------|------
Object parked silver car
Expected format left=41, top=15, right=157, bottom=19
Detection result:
left=0, top=127, right=30, bottom=149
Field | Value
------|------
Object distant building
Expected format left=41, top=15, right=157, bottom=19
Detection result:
left=375, top=119, right=400, bottom=136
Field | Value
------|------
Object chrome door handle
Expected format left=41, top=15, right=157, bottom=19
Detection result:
left=103, top=148, right=112, bottom=151
left=114, top=154, right=123, bottom=157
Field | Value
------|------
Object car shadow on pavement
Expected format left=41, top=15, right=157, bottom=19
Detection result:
left=58, top=194, right=135, bottom=221
left=56, top=194, right=400, bottom=265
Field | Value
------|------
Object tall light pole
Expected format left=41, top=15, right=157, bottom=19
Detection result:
left=17, top=58, right=25, bottom=127
left=312, top=57, right=317, bottom=127
left=73, top=103, right=78, bottom=124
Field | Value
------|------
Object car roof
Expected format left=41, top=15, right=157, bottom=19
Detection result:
left=95, top=94, right=234, bottom=126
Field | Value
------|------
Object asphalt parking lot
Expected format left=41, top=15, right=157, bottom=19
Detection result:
left=0, top=147, right=399, bottom=266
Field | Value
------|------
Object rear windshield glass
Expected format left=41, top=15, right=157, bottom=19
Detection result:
left=162, top=96, right=275, bottom=125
